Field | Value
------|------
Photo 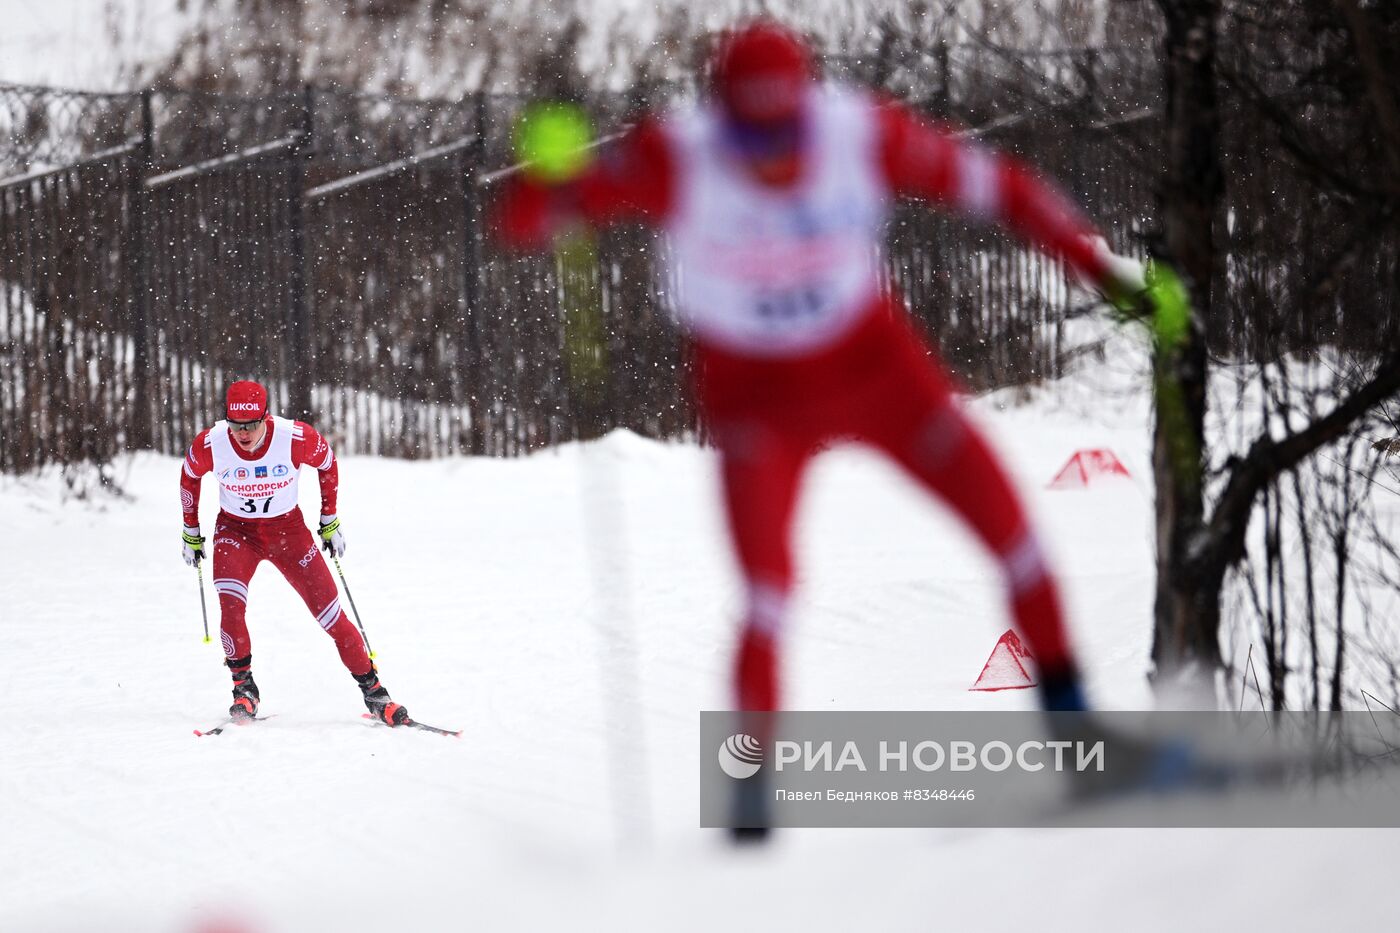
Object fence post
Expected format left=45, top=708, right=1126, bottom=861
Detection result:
left=460, top=91, right=489, bottom=456
left=934, top=39, right=952, bottom=120
left=285, top=84, right=315, bottom=422
left=125, top=90, right=155, bottom=450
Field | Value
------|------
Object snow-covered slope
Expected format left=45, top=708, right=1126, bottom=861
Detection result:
left=3, top=351, right=1397, bottom=931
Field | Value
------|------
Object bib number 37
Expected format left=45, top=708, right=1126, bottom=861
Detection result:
left=240, top=497, right=273, bottom=514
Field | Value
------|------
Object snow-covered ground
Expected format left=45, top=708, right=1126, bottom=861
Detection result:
left=3, top=344, right=1398, bottom=931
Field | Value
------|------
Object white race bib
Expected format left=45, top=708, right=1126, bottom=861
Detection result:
left=210, top=416, right=301, bottom=518
left=662, top=87, right=890, bottom=355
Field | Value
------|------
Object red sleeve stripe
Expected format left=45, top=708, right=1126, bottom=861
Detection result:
left=316, top=449, right=335, bottom=471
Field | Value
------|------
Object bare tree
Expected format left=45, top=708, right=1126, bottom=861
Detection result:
left=1148, top=0, right=1400, bottom=703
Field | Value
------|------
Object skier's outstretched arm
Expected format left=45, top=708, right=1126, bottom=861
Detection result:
left=493, top=118, right=677, bottom=249
left=875, top=101, right=1139, bottom=293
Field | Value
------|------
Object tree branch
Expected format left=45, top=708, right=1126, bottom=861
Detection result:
left=1216, top=61, right=1385, bottom=201
left=1201, top=352, right=1400, bottom=574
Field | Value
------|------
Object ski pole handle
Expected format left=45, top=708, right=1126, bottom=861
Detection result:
left=514, top=101, right=595, bottom=183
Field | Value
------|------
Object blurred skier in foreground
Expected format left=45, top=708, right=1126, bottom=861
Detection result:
left=496, top=20, right=1168, bottom=832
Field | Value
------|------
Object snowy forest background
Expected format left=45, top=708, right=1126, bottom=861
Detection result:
left=2, top=0, right=1399, bottom=712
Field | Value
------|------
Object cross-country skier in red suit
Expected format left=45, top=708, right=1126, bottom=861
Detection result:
left=179, top=380, right=410, bottom=725
left=498, top=22, right=1149, bottom=748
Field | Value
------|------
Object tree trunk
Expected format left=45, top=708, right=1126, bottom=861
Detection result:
left=1150, top=0, right=1223, bottom=700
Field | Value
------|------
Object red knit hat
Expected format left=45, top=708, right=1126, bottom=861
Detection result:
left=711, top=20, right=813, bottom=126
left=226, top=381, right=268, bottom=421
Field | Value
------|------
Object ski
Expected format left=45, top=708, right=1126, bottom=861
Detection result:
left=194, top=713, right=276, bottom=737
left=361, top=712, right=461, bottom=737
left=1024, top=733, right=1400, bottom=827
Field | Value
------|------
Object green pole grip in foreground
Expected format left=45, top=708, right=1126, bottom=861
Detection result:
left=1145, top=261, right=1191, bottom=353
left=514, top=102, right=596, bottom=183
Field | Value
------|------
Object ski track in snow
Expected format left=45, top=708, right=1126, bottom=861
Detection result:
left=3, top=388, right=1397, bottom=930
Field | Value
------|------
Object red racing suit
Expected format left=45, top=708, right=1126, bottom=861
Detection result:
left=498, top=87, right=1117, bottom=710
left=180, top=417, right=372, bottom=677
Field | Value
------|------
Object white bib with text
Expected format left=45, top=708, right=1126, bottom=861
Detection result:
left=661, top=87, right=890, bottom=356
left=210, top=416, right=301, bottom=518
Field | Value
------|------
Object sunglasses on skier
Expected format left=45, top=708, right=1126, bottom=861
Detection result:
left=228, top=415, right=265, bottom=431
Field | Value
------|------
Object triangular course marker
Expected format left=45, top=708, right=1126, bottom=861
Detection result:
left=1047, top=448, right=1132, bottom=489
left=969, top=629, right=1036, bottom=691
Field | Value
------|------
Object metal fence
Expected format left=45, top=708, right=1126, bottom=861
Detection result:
left=143, top=133, right=312, bottom=456
left=0, top=76, right=1139, bottom=472
left=10, top=56, right=1377, bottom=475
left=0, top=143, right=139, bottom=472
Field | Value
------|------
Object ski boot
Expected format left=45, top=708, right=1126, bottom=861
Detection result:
left=354, top=666, right=409, bottom=726
left=1037, top=666, right=1228, bottom=801
left=728, top=628, right=777, bottom=844
left=1038, top=666, right=1089, bottom=712
left=227, top=655, right=260, bottom=721
left=729, top=771, right=772, bottom=845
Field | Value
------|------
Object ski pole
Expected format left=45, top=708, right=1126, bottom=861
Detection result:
left=512, top=106, right=650, bottom=848
left=196, top=561, right=211, bottom=644
left=330, top=555, right=375, bottom=659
